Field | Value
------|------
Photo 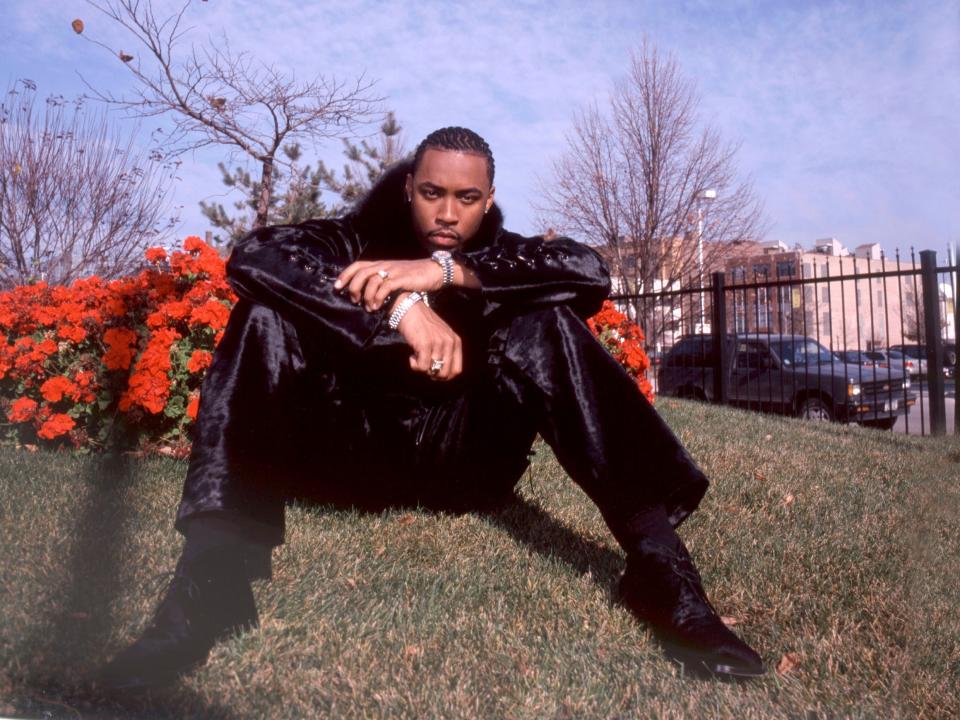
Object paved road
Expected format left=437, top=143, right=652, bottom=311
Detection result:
left=893, top=379, right=956, bottom=436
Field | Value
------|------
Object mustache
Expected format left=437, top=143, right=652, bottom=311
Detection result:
left=428, top=229, right=462, bottom=240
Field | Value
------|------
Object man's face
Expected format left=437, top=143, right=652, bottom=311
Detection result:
left=405, top=148, right=495, bottom=252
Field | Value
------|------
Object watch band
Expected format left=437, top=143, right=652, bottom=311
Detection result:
left=388, top=292, right=424, bottom=330
left=431, top=250, right=454, bottom=287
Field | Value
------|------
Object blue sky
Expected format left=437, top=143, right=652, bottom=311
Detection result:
left=3, top=0, right=958, bottom=259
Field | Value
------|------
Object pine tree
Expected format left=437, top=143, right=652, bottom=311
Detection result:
left=318, top=112, right=407, bottom=207
left=199, top=114, right=407, bottom=247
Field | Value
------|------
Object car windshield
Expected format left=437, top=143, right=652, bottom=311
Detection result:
left=772, top=339, right=836, bottom=366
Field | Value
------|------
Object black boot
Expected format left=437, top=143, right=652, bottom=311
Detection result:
left=98, top=549, right=259, bottom=690
left=620, top=537, right=764, bottom=679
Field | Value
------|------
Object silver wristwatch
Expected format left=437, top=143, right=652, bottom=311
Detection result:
left=431, top=250, right=454, bottom=287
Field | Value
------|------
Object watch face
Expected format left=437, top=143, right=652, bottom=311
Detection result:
left=432, top=250, right=452, bottom=260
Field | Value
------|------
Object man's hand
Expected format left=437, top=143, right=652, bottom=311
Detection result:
left=391, top=294, right=462, bottom=381
left=335, top=259, right=443, bottom=311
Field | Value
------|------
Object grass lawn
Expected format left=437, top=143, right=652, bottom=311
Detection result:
left=1, top=399, right=958, bottom=719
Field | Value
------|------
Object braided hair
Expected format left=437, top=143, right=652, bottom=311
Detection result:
left=412, top=127, right=495, bottom=185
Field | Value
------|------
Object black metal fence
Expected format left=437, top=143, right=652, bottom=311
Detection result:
left=610, top=247, right=958, bottom=436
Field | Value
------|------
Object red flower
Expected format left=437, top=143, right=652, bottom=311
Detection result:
left=40, top=376, right=79, bottom=403
left=102, top=327, right=139, bottom=371
left=183, top=236, right=206, bottom=253
left=186, top=349, right=213, bottom=374
left=38, top=413, right=76, bottom=440
left=57, top=324, right=87, bottom=343
left=189, top=299, right=231, bottom=330
left=145, top=247, right=168, bottom=263
left=186, top=393, right=200, bottom=421
left=35, top=339, right=58, bottom=357
left=8, top=397, right=38, bottom=422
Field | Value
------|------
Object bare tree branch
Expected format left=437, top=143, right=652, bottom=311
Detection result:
left=77, top=0, right=382, bottom=228
left=538, top=39, right=767, bottom=346
left=0, top=80, right=177, bottom=288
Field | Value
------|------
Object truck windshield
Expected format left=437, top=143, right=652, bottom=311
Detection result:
left=772, top=339, right=836, bottom=366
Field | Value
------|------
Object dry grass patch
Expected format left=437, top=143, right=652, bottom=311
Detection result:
left=0, top=400, right=957, bottom=718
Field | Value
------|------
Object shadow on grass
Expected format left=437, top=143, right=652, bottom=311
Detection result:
left=479, top=493, right=626, bottom=592
left=9, top=453, right=239, bottom=719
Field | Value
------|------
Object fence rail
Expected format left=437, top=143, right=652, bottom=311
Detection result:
left=610, top=248, right=958, bottom=437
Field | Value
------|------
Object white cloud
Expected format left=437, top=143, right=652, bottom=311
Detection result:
left=3, top=0, right=958, bottom=255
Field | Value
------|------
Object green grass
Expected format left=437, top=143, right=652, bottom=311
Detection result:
left=1, top=400, right=958, bottom=719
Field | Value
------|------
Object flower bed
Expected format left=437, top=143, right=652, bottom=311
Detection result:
left=0, top=237, right=234, bottom=456
left=0, top=239, right=653, bottom=454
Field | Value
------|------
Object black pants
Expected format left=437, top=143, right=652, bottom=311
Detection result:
left=175, top=300, right=709, bottom=566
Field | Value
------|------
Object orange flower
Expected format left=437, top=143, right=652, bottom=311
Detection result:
left=40, top=376, right=79, bottom=403
left=189, top=299, right=231, bottom=330
left=102, top=327, right=139, bottom=371
left=57, top=324, right=87, bottom=343
left=122, top=327, right=180, bottom=414
left=8, top=397, right=38, bottom=422
left=145, top=247, right=168, bottom=263
left=71, top=369, right=97, bottom=403
left=34, top=339, right=58, bottom=357
left=186, top=393, right=200, bottom=421
left=186, top=349, right=213, bottom=374
left=183, top=236, right=206, bottom=253
left=38, top=413, right=76, bottom=440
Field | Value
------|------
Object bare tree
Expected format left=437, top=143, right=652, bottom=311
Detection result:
left=539, top=40, right=765, bottom=346
left=0, top=80, right=176, bottom=287
left=77, top=0, right=381, bottom=229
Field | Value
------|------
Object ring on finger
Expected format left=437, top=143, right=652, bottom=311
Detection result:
left=429, top=358, right=444, bottom=376
left=377, top=269, right=390, bottom=280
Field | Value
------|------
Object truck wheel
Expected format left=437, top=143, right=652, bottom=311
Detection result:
left=797, top=398, right=834, bottom=422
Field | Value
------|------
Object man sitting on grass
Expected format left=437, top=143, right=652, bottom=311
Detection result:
left=100, top=127, right=764, bottom=688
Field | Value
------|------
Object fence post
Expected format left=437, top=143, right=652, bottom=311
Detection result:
left=711, top=271, right=728, bottom=405
left=920, top=250, right=945, bottom=435
left=955, top=242, right=959, bottom=435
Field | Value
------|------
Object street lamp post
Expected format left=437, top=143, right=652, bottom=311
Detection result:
left=696, top=189, right=717, bottom=333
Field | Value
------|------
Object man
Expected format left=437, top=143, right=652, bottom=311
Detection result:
left=100, top=127, right=763, bottom=689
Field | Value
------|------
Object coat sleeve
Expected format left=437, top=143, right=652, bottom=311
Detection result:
left=453, top=233, right=611, bottom=319
left=225, top=218, right=402, bottom=353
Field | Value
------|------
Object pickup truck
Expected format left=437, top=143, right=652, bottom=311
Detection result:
left=658, top=333, right=917, bottom=430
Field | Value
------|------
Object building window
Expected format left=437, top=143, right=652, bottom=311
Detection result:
left=733, top=296, right=746, bottom=333
left=820, top=262, right=829, bottom=277
left=731, top=266, right=746, bottom=282
left=821, top=312, right=831, bottom=336
left=821, top=286, right=830, bottom=304
left=752, top=264, right=769, bottom=279
left=755, top=287, right=771, bottom=329
left=778, top=286, right=791, bottom=331
left=776, top=260, right=796, bottom=277
left=877, top=290, right=884, bottom=307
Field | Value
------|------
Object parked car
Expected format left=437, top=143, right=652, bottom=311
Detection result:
left=886, top=348, right=925, bottom=379
left=836, top=350, right=909, bottom=378
left=890, top=343, right=955, bottom=379
left=836, top=350, right=877, bottom=368
left=659, top=334, right=916, bottom=430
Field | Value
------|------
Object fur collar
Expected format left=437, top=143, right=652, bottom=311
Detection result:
left=348, top=159, right=504, bottom=260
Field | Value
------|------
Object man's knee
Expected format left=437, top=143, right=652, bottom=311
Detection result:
left=500, top=304, right=602, bottom=369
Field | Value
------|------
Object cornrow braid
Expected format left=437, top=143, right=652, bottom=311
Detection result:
left=412, top=127, right=495, bottom=185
